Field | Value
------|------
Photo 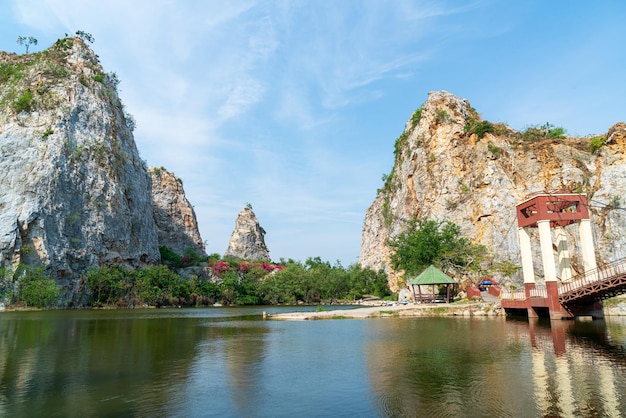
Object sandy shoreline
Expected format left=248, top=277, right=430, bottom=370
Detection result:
left=267, top=299, right=626, bottom=320
left=266, top=301, right=500, bottom=320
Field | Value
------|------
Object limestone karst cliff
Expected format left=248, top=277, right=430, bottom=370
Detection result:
left=224, top=206, right=270, bottom=261
left=150, top=166, right=205, bottom=256
left=0, top=37, right=204, bottom=298
left=360, top=91, right=626, bottom=291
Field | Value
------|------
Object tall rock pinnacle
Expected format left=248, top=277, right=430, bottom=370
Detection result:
left=149, top=167, right=206, bottom=256
left=224, top=207, right=270, bottom=261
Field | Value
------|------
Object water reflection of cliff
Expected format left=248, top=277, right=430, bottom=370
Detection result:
left=364, top=317, right=626, bottom=417
left=0, top=311, right=209, bottom=416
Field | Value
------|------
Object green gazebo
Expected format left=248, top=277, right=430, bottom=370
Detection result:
left=408, top=265, right=457, bottom=303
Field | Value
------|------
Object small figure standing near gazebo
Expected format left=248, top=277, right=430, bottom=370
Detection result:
left=408, top=265, right=458, bottom=303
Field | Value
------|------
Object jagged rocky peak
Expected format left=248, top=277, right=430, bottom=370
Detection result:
left=224, top=206, right=270, bottom=261
left=360, top=90, right=626, bottom=291
left=0, top=37, right=160, bottom=295
left=149, top=166, right=205, bottom=256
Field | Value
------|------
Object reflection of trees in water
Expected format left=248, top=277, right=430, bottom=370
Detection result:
left=364, top=318, right=626, bottom=417
left=0, top=313, right=209, bottom=416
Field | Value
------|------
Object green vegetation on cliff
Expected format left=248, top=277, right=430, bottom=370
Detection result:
left=388, top=218, right=490, bottom=281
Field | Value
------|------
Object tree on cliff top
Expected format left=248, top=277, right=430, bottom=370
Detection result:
left=388, top=218, right=489, bottom=280
left=16, top=36, right=37, bottom=53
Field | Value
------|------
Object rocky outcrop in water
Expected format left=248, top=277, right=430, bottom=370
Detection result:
left=360, top=91, right=626, bottom=291
left=224, top=207, right=270, bottom=261
left=150, top=167, right=205, bottom=256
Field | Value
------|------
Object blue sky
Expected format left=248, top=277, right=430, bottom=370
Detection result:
left=1, top=1, right=625, bottom=265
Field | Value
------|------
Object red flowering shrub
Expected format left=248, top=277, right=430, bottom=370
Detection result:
left=213, top=261, right=230, bottom=277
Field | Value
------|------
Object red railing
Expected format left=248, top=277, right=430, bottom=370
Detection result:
left=500, top=258, right=626, bottom=304
left=559, top=258, right=626, bottom=296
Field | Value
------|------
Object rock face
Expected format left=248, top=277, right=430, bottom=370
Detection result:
left=0, top=37, right=205, bottom=298
left=224, top=207, right=270, bottom=260
left=360, top=91, right=626, bottom=291
left=150, top=167, right=205, bottom=256
left=0, top=37, right=159, bottom=289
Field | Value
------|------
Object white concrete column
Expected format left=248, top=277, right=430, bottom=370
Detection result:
left=555, top=226, right=572, bottom=281
left=537, top=220, right=557, bottom=282
left=579, top=219, right=597, bottom=273
left=518, top=227, right=535, bottom=284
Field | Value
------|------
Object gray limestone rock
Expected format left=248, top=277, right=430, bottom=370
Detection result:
left=224, top=207, right=270, bottom=261
left=0, top=38, right=203, bottom=301
left=150, top=166, right=205, bottom=257
left=360, top=90, right=626, bottom=291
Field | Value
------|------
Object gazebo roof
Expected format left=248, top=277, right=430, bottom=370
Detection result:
left=409, top=265, right=456, bottom=285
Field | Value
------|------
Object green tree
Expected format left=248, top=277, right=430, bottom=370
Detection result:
left=75, top=30, right=94, bottom=44
left=0, top=267, right=12, bottom=301
left=219, top=271, right=241, bottom=305
left=135, top=265, right=178, bottom=306
left=86, top=266, right=129, bottom=307
left=195, top=277, right=221, bottom=305
left=16, top=36, right=37, bottom=53
left=257, top=258, right=390, bottom=305
left=159, top=246, right=182, bottom=267
left=260, top=261, right=307, bottom=304
left=17, top=266, right=60, bottom=308
left=346, top=264, right=390, bottom=300
left=388, top=218, right=489, bottom=278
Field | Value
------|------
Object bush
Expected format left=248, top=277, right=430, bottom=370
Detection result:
left=547, top=126, right=566, bottom=139
left=86, top=266, right=128, bottom=307
left=394, top=132, right=408, bottom=162
left=0, top=62, right=26, bottom=83
left=411, top=108, right=422, bottom=128
left=20, top=278, right=60, bottom=308
left=12, top=90, right=34, bottom=113
left=435, top=109, right=450, bottom=124
left=465, top=119, right=496, bottom=139
left=487, top=143, right=502, bottom=157
left=589, top=135, right=606, bottom=153
left=135, top=265, right=187, bottom=306
left=17, top=266, right=60, bottom=308
left=159, top=246, right=181, bottom=267
left=522, top=122, right=566, bottom=141
left=474, top=121, right=494, bottom=138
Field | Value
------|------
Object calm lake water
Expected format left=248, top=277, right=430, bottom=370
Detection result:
left=1, top=306, right=625, bottom=417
